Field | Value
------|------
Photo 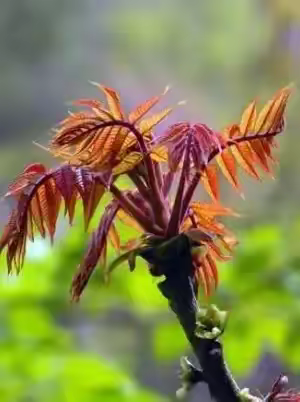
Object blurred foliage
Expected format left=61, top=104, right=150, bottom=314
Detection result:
left=0, top=211, right=167, bottom=401
left=2, top=203, right=300, bottom=400
left=112, top=0, right=273, bottom=85
left=153, top=322, right=187, bottom=362
left=219, top=221, right=300, bottom=374
left=150, top=218, right=300, bottom=375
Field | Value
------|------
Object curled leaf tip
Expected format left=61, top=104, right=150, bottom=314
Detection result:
left=163, top=84, right=171, bottom=95
left=89, top=80, right=100, bottom=87
left=32, top=141, right=51, bottom=153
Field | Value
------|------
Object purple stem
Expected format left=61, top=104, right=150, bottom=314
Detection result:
left=153, top=161, right=163, bottom=190
left=166, top=133, right=192, bottom=237
left=108, top=182, right=163, bottom=235
left=128, top=170, right=150, bottom=201
left=180, top=172, right=201, bottom=223
left=162, top=171, right=175, bottom=197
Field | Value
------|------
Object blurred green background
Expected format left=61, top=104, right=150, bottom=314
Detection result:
left=1, top=0, right=300, bottom=400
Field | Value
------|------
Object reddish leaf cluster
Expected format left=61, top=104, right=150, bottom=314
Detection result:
left=50, top=84, right=171, bottom=173
left=0, top=83, right=292, bottom=299
left=0, top=163, right=108, bottom=270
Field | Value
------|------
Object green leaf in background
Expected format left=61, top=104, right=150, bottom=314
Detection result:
left=0, top=207, right=168, bottom=401
left=224, top=309, right=287, bottom=374
left=153, top=321, right=188, bottom=361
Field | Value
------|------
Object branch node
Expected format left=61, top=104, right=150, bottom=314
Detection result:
left=239, top=388, right=262, bottom=402
left=176, top=356, right=204, bottom=399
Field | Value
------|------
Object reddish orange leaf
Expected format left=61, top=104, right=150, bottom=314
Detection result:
left=254, top=86, right=292, bottom=134
left=202, top=164, right=219, bottom=201
left=216, top=149, right=241, bottom=195
left=197, top=260, right=211, bottom=297
left=117, top=209, right=143, bottom=232
left=6, top=163, right=47, bottom=197
left=92, top=125, right=130, bottom=168
left=58, top=111, right=94, bottom=129
left=201, top=258, right=215, bottom=295
left=27, top=210, right=34, bottom=242
left=249, top=139, right=272, bottom=175
left=261, top=138, right=278, bottom=163
left=83, top=182, right=105, bottom=231
left=109, top=127, right=131, bottom=157
left=53, top=165, right=76, bottom=218
left=205, top=252, right=219, bottom=289
left=67, top=190, right=78, bottom=225
left=219, top=235, right=238, bottom=254
left=240, top=100, right=257, bottom=136
left=71, top=201, right=119, bottom=300
left=88, top=127, right=115, bottom=162
left=129, top=95, right=160, bottom=124
left=91, top=82, right=124, bottom=119
left=128, top=86, right=169, bottom=124
left=30, top=194, right=46, bottom=238
left=231, top=142, right=260, bottom=180
left=36, top=179, right=61, bottom=242
left=72, top=99, right=109, bottom=120
left=190, top=202, right=238, bottom=219
left=74, top=131, right=102, bottom=158
left=192, top=214, right=229, bottom=236
left=108, top=223, right=120, bottom=251
left=207, top=242, right=231, bottom=262
left=223, top=123, right=240, bottom=139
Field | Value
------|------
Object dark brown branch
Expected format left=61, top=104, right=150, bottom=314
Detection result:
left=159, top=276, right=240, bottom=401
left=140, top=234, right=240, bottom=402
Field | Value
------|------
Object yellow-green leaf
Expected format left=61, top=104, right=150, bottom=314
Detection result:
left=139, top=108, right=172, bottom=134
left=117, top=209, right=144, bottom=232
left=112, top=152, right=143, bottom=175
left=254, top=86, right=292, bottom=134
left=240, top=101, right=257, bottom=136
left=150, top=145, right=168, bottom=162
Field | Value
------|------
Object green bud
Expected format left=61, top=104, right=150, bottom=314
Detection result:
left=195, top=304, right=228, bottom=339
left=176, top=386, right=188, bottom=399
